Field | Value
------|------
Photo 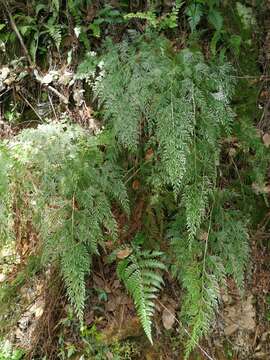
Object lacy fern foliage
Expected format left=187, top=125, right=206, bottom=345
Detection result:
left=76, top=34, right=256, bottom=354
left=169, top=198, right=249, bottom=357
left=0, top=123, right=128, bottom=319
left=86, top=34, right=235, bottom=195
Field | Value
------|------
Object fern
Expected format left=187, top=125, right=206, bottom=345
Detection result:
left=76, top=34, right=250, bottom=354
left=117, top=247, right=165, bottom=343
left=210, top=209, right=249, bottom=290
left=45, top=21, right=62, bottom=51
left=88, top=34, right=235, bottom=195
left=169, top=216, right=226, bottom=358
left=0, top=145, right=14, bottom=247
left=169, top=197, right=249, bottom=356
left=181, top=258, right=223, bottom=358
left=0, top=122, right=129, bottom=319
left=67, top=0, right=85, bottom=25
left=125, top=1, right=183, bottom=30
left=73, top=33, right=269, bottom=357
left=61, top=243, right=91, bottom=320
left=183, top=179, right=209, bottom=241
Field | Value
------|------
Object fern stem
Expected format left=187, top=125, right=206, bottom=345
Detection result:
left=201, top=200, right=215, bottom=285
left=192, top=84, right=197, bottom=178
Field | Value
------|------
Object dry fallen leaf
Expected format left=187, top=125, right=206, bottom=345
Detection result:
left=112, top=279, right=121, bottom=289
left=228, top=147, right=237, bottom=157
left=263, top=133, right=270, bottom=147
left=145, top=148, right=154, bottom=161
left=0, top=67, right=10, bottom=81
left=252, top=182, right=270, bottom=194
left=106, top=352, right=114, bottom=360
left=224, top=323, right=239, bottom=336
left=73, top=88, right=85, bottom=107
left=224, top=295, right=256, bottom=336
left=116, top=247, right=132, bottom=259
left=132, top=179, right=140, bottom=190
left=162, top=307, right=175, bottom=330
left=0, top=273, right=7, bottom=282
left=198, top=231, right=208, bottom=241
left=93, top=274, right=104, bottom=288
left=105, top=297, right=117, bottom=312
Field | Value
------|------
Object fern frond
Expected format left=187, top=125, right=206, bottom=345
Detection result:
left=89, top=34, right=235, bottom=194
left=0, top=145, right=14, bottom=247
left=181, top=256, right=225, bottom=359
left=45, top=22, right=62, bottom=50
left=117, top=248, right=165, bottom=344
left=183, top=180, right=209, bottom=241
left=61, top=242, right=91, bottom=320
left=210, top=212, right=249, bottom=290
left=169, top=216, right=226, bottom=358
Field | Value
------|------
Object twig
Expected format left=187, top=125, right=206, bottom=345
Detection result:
left=0, top=88, right=12, bottom=99
left=124, top=166, right=141, bottom=184
left=48, top=94, right=58, bottom=121
left=2, top=0, right=34, bottom=66
left=48, top=85, right=69, bottom=105
left=18, top=91, right=43, bottom=122
left=33, top=70, right=69, bottom=105
left=232, top=75, right=270, bottom=80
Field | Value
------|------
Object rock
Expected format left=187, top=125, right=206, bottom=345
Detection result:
left=224, top=323, right=238, bottom=336
left=100, top=316, right=143, bottom=345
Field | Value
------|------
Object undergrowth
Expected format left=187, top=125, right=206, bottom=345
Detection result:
left=77, top=32, right=268, bottom=356
left=0, top=1, right=268, bottom=359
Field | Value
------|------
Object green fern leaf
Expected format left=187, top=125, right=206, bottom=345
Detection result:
left=117, top=248, right=165, bottom=343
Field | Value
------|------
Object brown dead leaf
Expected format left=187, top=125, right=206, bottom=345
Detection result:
left=224, top=295, right=256, bottom=336
left=85, top=310, right=94, bottom=325
left=93, top=274, right=104, bottom=289
left=198, top=231, right=208, bottom=241
left=105, top=297, right=118, bottom=312
left=260, top=90, right=270, bottom=98
left=105, top=241, right=114, bottom=250
left=228, top=147, right=237, bottom=157
left=132, top=179, right=140, bottom=190
left=162, top=307, right=176, bottom=330
left=263, top=133, right=270, bottom=147
left=145, top=148, right=154, bottom=161
left=106, top=352, right=114, bottom=360
left=101, top=316, right=142, bottom=344
left=0, top=273, right=7, bottom=282
left=112, top=279, right=121, bottom=289
left=252, top=182, right=270, bottom=194
left=116, top=247, right=132, bottom=259
left=224, top=323, right=239, bottom=336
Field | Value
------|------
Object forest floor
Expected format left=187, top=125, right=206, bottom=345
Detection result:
left=0, top=1, right=270, bottom=359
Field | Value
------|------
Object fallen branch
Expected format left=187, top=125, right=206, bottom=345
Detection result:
left=2, top=1, right=34, bottom=67
left=47, top=85, right=69, bottom=105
